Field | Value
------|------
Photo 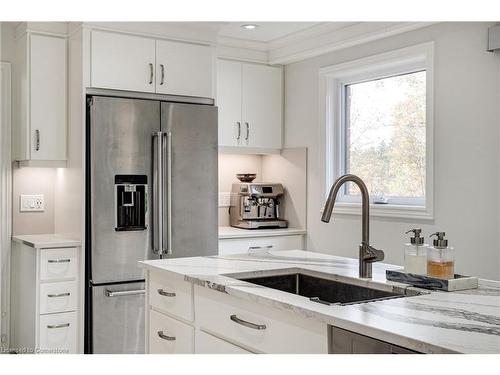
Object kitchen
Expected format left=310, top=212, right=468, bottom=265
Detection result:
left=0, top=1, right=499, bottom=369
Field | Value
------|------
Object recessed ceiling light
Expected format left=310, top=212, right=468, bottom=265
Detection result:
left=241, top=24, right=258, bottom=30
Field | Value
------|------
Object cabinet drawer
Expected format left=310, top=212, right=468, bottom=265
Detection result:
left=40, top=247, right=78, bottom=281
left=149, top=309, right=194, bottom=354
left=39, top=281, right=77, bottom=314
left=149, top=271, right=193, bottom=322
left=218, top=235, right=303, bottom=255
left=39, top=311, right=77, bottom=354
left=195, top=285, right=328, bottom=354
left=195, top=330, right=252, bottom=354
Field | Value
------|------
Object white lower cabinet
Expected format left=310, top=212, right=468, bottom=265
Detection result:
left=149, top=309, right=194, bottom=354
left=194, top=285, right=328, bottom=354
left=10, top=240, right=80, bottom=354
left=195, top=330, right=252, bottom=354
left=218, top=234, right=304, bottom=255
left=39, top=312, right=77, bottom=354
left=146, top=267, right=328, bottom=354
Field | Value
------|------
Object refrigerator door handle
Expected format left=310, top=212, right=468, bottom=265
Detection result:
left=162, top=131, right=173, bottom=255
left=153, top=132, right=164, bottom=255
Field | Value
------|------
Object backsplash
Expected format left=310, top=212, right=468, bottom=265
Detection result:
left=218, top=149, right=307, bottom=229
left=12, top=166, right=56, bottom=235
left=218, top=154, right=263, bottom=226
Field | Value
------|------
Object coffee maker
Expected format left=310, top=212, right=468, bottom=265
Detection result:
left=230, top=182, right=288, bottom=229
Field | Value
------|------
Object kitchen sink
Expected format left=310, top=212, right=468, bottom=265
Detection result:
left=236, top=272, right=411, bottom=306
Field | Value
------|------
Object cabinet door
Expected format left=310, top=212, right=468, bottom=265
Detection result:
left=155, top=40, right=213, bottom=98
left=30, top=34, right=66, bottom=160
left=330, top=327, right=419, bottom=354
left=91, top=31, right=156, bottom=93
left=216, top=59, right=243, bottom=147
left=148, top=309, right=194, bottom=354
left=242, top=63, right=282, bottom=149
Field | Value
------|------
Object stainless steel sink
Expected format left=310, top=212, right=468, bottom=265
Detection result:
left=236, top=272, right=413, bottom=306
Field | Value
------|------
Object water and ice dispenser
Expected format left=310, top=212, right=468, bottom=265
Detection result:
left=114, top=175, right=147, bottom=231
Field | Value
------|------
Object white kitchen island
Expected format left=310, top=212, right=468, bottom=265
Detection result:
left=139, top=250, right=500, bottom=354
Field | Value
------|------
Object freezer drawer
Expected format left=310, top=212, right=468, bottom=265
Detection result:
left=91, top=282, right=145, bottom=354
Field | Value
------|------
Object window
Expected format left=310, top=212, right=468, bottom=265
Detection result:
left=320, top=43, right=434, bottom=219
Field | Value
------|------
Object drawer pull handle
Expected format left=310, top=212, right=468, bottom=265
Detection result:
left=104, top=289, right=145, bottom=297
left=47, top=259, right=71, bottom=263
left=157, top=289, right=176, bottom=297
left=230, top=314, right=266, bottom=330
left=248, top=245, right=273, bottom=250
left=157, top=330, right=176, bottom=341
left=47, top=323, right=70, bottom=329
left=47, top=292, right=70, bottom=298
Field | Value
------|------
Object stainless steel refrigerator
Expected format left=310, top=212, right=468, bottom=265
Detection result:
left=85, top=92, right=218, bottom=354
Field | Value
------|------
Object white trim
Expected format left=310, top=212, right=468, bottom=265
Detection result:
left=269, top=22, right=435, bottom=65
left=319, top=42, right=435, bottom=220
left=0, top=62, right=12, bottom=349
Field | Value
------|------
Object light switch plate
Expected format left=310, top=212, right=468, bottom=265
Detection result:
left=20, top=194, right=45, bottom=212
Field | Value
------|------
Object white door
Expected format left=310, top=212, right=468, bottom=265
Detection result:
left=216, top=59, right=243, bottom=147
left=91, top=31, right=156, bottom=93
left=30, top=34, right=67, bottom=160
left=242, top=63, right=282, bottom=149
left=155, top=40, right=213, bottom=98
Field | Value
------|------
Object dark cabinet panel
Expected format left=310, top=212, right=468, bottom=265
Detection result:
left=330, top=326, right=420, bottom=354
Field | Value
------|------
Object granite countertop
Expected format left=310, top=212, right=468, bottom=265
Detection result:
left=12, top=234, right=81, bottom=249
left=218, top=226, right=307, bottom=239
left=140, top=250, right=500, bottom=354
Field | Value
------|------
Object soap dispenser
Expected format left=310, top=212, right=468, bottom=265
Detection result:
left=404, top=228, right=428, bottom=274
left=427, top=232, right=455, bottom=279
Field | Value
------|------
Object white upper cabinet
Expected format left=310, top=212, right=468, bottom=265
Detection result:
left=155, top=40, right=213, bottom=98
left=91, top=31, right=156, bottom=93
left=14, top=32, right=67, bottom=163
left=217, top=59, right=283, bottom=150
left=216, top=59, right=242, bottom=147
left=91, top=30, right=214, bottom=98
left=241, top=63, right=283, bottom=149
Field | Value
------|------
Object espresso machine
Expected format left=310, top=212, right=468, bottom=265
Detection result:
left=230, top=182, right=288, bottom=229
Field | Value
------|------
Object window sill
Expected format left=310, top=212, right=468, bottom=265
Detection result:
left=321, top=202, right=433, bottom=220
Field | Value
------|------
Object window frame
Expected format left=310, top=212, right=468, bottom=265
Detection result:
left=319, top=43, right=434, bottom=220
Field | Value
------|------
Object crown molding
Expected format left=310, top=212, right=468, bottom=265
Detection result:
left=269, top=22, right=436, bottom=64
left=216, top=22, right=436, bottom=65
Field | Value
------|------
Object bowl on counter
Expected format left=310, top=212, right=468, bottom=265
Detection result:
left=236, top=173, right=257, bottom=182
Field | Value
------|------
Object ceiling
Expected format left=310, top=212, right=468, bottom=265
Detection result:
left=217, top=22, right=323, bottom=43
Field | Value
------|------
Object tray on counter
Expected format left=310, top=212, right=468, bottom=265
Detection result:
left=386, top=270, right=478, bottom=291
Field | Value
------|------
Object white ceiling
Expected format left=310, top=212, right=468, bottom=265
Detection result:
left=217, top=22, right=323, bottom=43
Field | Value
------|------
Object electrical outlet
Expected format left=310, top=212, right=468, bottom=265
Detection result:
left=20, top=194, right=45, bottom=212
left=218, top=192, right=231, bottom=207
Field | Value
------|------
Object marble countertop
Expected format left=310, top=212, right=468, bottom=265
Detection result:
left=12, top=234, right=81, bottom=249
left=140, top=250, right=500, bottom=354
left=218, top=226, right=307, bottom=239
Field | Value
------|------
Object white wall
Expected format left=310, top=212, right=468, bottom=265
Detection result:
left=284, top=22, right=500, bottom=279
